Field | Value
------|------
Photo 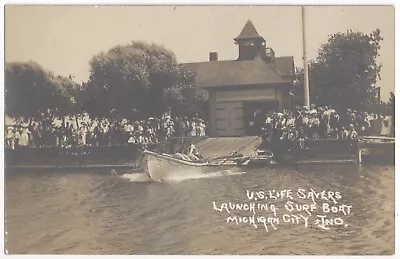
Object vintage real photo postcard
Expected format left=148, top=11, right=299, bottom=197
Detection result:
left=3, top=3, right=396, bottom=256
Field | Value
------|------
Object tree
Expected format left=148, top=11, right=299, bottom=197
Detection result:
left=295, top=29, right=383, bottom=112
left=388, top=91, right=395, bottom=128
left=388, top=91, right=395, bottom=114
left=164, top=64, right=206, bottom=117
left=5, top=61, right=76, bottom=124
left=51, top=74, right=81, bottom=117
left=84, top=41, right=204, bottom=120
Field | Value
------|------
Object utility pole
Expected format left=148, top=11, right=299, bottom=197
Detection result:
left=302, top=5, right=310, bottom=109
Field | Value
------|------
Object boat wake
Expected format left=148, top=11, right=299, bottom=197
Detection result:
left=120, top=172, right=153, bottom=182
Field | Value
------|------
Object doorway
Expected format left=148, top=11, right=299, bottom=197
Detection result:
left=215, top=102, right=244, bottom=137
left=243, top=101, right=278, bottom=136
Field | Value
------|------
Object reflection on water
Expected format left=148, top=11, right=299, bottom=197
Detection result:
left=5, top=164, right=395, bottom=255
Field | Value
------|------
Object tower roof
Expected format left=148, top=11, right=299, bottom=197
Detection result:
left=234, top=20, right=264, bottom=41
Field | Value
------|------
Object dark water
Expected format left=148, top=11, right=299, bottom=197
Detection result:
left=5, top=164, right=395, bottom=255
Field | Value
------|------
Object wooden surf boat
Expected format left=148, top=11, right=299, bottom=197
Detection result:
left=142, top=150, right=232, bottom=181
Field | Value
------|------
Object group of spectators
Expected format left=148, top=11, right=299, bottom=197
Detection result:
left=260, top=105, right=391, bottom=150
left=5, top=112, right=207, bottom=150
left=5, top=105, right=393, bottom=151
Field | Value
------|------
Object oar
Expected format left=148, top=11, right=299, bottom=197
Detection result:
left=205, top=151, right=244, bottom=163
left=208, top=152, right=242, bottom=161
left=217, top=155, right=234, bottom=166
left=215, top=138, right=260, bottom=166
left=215, top=152, right=244, bottom=165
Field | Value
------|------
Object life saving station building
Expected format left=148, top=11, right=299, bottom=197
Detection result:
left=184, top=20, right=295, bottom=137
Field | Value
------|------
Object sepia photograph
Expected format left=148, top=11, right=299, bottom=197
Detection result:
left=3, top=3, right=396, bottom=255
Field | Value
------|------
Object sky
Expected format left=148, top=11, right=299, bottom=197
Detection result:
left=4, top=5, right=395, bottom=100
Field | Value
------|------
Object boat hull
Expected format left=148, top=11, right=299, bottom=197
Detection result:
left=143, top=151, right=225, bottom=181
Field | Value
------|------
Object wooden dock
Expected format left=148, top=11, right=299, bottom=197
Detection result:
left=196, top=136, right=362, bottom=165
left=358, top=136, right=395, bottom=164
left=196, top=136, right=262, bottom=158
left=6, top=136, right=393, bottom=171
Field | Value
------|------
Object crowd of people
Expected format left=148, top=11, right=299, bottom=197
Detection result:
left=260, top=105, right=391, bottom=150
left=5, top=112, right=207, bottom=150
left=5, top=105, right=393, bottom=151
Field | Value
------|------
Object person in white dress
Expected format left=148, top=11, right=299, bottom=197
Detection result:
left=380, top=115, right=391, bottom=136
left=18, top=128, right=30, bottom=148
left=199, top=121, right=206, bottom=136
left=80, top=125, right=88, bottom=146
left=190, top=120, right=197, bottom=137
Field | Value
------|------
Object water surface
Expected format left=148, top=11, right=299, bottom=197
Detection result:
left=5, top=164, right=395, bottom=255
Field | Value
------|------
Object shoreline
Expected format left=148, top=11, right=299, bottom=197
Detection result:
left=4, top=136, right=394, bottom=171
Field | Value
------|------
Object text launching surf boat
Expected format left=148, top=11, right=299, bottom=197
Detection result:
left=143, top=150, right=240, bottom=181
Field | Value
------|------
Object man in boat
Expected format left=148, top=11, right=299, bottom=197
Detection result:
left=187, top=143, right=200, bottom=161
left=173, top=149, right=191, bottom=161
left=173, top=143, right=201, bottom=162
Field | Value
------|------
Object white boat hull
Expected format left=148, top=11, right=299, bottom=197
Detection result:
left=143, top=151, right=224, bottom=181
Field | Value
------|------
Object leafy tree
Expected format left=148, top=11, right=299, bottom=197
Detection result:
left=5, top=61, right=76, bottom=124
left=388, top=91, right=395, bottom=114
left=164, top=64, right=206, bottom=117
left=388, top=91, right=395, bottom=128
left=84, top=41, right=204, bottom=120
left=51, top=74, right=81, bottom=117
left=295, top=29, right=383, bottom=112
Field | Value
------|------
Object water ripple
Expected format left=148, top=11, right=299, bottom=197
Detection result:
left=5, top=165, right=395, bottom=255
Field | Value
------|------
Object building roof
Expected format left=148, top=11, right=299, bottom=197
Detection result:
left=234, top=20, right=264, bottom=41
left=274, top=56, right=295, bottom=78
left=184, top=56, right=294, bottom=88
